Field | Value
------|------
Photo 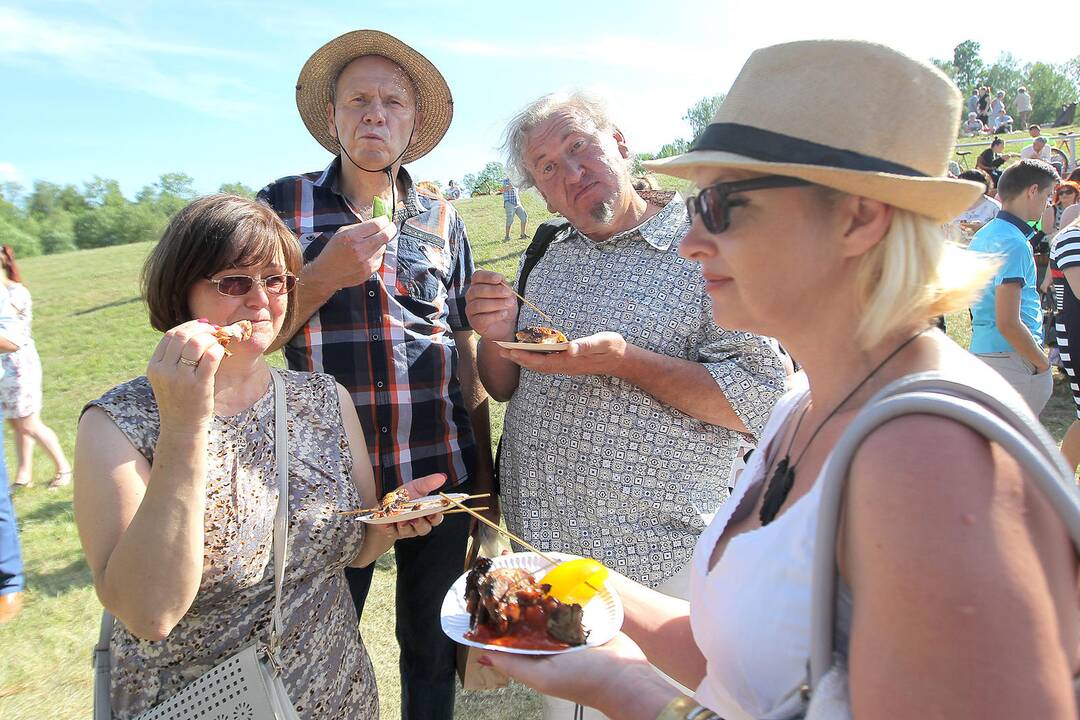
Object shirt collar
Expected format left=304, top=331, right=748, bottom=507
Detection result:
left=562, top=192, right=685, bottom=251
left=995, top=209, right=1036, bottom=238
left=315, top=157, right=422, bottom=219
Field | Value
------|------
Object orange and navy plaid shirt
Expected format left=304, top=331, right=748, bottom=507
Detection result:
left=258, top=161, right=476, bottom=494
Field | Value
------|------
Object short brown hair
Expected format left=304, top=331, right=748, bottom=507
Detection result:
left=142, top=194, right=302, bottom=333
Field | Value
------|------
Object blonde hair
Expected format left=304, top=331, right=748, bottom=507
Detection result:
left=853, top=208, right=998, bottom=348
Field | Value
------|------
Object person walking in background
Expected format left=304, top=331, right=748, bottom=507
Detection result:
left=0, top=247, right=71, bottom=489
left=969, top=160, right=1060, bottom=413
left=0, top=280, right=27, bottom=624
left=1016, top=86, right=1034, bottom=130
left=500, top=177, right=529, bottom=240
left=444, top=179, right=461, bottom=200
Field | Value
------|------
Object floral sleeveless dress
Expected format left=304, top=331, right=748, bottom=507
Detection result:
left=85, top=370, right=378, bottom=719
left=0, top=283, right=42, bottom=418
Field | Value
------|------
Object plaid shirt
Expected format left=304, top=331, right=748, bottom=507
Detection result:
left=502, top=185, right=520, bottom=207
left=258, top=160, right=477, bottom=494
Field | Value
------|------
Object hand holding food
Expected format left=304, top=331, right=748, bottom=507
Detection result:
left=465, top=270, right=518, bottom=339
left=499, top=331, right=628, bottom=376
left=310, top=216, right=394, bottom=290
left=146, top=320, right=228, bottom=432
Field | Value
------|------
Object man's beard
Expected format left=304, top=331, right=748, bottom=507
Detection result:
left=589, top=200, right=616, bottom=224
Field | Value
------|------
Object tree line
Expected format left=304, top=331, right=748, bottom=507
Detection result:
left=0, top=175, right=255, bottom=258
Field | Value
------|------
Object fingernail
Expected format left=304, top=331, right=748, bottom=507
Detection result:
left=477, top=655, right=492, bottom=667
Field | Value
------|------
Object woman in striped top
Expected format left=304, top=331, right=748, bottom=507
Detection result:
left=1050, top=219, right=1080, bottom=470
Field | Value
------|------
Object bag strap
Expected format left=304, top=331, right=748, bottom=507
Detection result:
left=268, top=367, right=289, bottom=655
left=93, top=610, right=114, bottom=720
left=490, top=217, right=571, bottom=495
left=808, top=371, right=1080, bottom=690
left=515, top=218, right=570, bottom=301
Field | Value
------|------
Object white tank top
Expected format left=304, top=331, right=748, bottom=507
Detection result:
left=690, top=373, right=817, bottom=720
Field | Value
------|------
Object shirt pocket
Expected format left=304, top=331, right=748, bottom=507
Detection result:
left=395, top=220, right=450, bottom=304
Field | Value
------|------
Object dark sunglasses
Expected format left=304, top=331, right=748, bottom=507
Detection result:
left=685, top=176, right=812, bottom=234
left=206, top=273, right=296, bottom=297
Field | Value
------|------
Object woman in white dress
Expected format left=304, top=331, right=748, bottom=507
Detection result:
left=481, top=41, right=1080, bottom=720
left=0, top=246, right=71, bottom=489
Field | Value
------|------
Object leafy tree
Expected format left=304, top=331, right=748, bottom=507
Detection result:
left=1026, top=62, right=1079, bottom=125
left=39, top=210, right=77, bottom=254
left=463, top=161, right=505, bottom=195
left=0, top=216, right=41, bottom=257
left=982, top=53, right=1023, bottom=97
left=74, top=203, right=166, bottom=249
left=83, top=176, right=124, bottom=207
left=656, top=139, right=689, bottom=159
left=219, top=182, right=256, bottom=198
left=27, top=181, right=88, bottom=220
left=683, top=94, right=726, bottom=143
left=952, top=40, right=984, bottom=91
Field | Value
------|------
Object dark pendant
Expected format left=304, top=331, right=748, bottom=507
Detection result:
left=759, top=456, right=795, bottom=525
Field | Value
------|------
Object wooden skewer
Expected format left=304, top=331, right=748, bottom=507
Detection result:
left=500, top=280, right=558, bottom=327
left=439, top=492, right=557, bottom=564
left=336, top=492, right=492, bottom=516
left=444, top=506, right=489, bottom=515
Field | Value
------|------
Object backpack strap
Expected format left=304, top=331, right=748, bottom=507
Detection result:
left=515, top=217, right=570, bottom=301
left=492, top=217, right=570, bottom=495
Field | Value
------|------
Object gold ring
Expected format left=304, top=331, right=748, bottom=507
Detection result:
left=178, top=357, right=200, bottom=368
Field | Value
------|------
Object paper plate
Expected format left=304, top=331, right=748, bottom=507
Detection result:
left=440, top=551, right=623, bottom=655
left=357, top=493, right=469, bottom=525
left=493, top=340, right=570, bottom=353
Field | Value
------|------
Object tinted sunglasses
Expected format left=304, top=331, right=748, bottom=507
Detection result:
left=206, top=273, right=296, bottom=297
left=685, top=176, right=812, bottom=234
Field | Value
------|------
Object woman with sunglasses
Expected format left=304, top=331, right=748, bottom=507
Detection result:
left=480, top=42, right=1080, bottom=720
left=72, top=194, right=441, bottom=719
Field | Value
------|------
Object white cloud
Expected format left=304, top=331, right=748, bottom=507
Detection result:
left=0, top=6, right=263, bottom=119
left=0, top=163, right=23, bottom=184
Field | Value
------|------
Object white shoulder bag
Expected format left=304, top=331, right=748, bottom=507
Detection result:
left=802, top=373, right=1080, bottom=719
left=93, top=368, right=300, bottom=720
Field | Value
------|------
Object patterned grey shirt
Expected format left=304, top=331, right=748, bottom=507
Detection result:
left=499, top=197, right=788, bottom=587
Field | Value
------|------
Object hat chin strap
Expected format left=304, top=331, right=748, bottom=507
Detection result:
left=334, top=118, right=417, bottom=219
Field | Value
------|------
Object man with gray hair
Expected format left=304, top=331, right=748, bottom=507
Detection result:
left=466, top=92, right=786, bottom=717
left=466, top=90, right=786, bottom=599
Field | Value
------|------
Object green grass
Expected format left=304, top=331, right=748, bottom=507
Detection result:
left=1, top=191, right=1077, bottom=719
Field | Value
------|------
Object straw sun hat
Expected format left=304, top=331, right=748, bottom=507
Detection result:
left=295, top=30, right=453, bottom=164
left=646, top=40, right=982, bottom=222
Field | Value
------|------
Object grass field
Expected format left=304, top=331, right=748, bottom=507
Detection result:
left=0, top=187, right=1076, bottom=719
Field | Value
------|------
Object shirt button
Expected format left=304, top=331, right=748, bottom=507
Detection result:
left=372, top=333, right=380, bottom=341
left=381, top=427, right=388, bottom=433
left=376, top=381, right=384, bottom=388
left=368, top=290, right=376, bottom=297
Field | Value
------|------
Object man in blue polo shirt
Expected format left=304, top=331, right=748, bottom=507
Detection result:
left=969, top=159, right=1059, bottom=412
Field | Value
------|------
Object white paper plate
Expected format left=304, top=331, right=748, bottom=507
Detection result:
left=440, top=551, right=623, bottom=655
left=493, top=340, right=570, bottom=353
left=357, top=493, right=469, bottom=525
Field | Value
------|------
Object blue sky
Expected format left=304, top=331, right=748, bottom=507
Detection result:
left=0, top=0, right=1061, bottom=199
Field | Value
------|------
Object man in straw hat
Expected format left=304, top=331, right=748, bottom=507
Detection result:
left=464, top=90, right=787, bottom=705
left=258, top=30, right=491, bottom=718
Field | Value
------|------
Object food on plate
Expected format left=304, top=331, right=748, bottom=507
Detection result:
left=360, top=488, right=453, bottom=519
left=464, top=556, right=587, bottom=650
left=208, top=320, right=253, bottom=356
left=540, top=558, right=609, bottom=606
left=515, top=326, right=568, bottom=344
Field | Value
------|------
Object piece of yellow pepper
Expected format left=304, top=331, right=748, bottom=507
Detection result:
left=540, top=558, right=609, bottom=606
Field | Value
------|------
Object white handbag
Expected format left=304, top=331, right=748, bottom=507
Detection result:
left=93, top=368, right=300, bottom=720
left=802, top=373, right=1080, bottom=719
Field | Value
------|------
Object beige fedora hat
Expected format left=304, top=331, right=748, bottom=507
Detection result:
left=645, top=40, right=982, bottom=222
left=295, top=30, right=453, bottom=164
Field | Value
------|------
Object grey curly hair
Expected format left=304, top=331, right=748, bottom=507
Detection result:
left=500, top=91, right=622, bottom=189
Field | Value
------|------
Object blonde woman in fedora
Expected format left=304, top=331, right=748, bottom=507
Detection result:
left=481, top=41, right=1080, bottom=720
left=257, top=30, right=494, bottom=718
